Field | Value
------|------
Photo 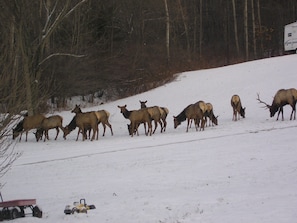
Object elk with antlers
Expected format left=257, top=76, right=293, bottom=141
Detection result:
left=257, top=88, right=297, bottom=121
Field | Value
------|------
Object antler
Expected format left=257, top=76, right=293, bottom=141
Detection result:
left=256, top=93, right=270, bottom=109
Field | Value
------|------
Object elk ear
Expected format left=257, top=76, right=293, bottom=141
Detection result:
left=145, top=100, right=147, bottom=103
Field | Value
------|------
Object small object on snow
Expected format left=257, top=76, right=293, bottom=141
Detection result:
left=64, top=198, right=96, bottom=215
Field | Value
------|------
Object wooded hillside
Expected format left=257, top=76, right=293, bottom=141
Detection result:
left=0, top=0, right=296, bottom=113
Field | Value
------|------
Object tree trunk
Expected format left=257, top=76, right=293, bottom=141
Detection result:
left=244, top=0, right=249, bottom=60
left=178, top=0, right=190, bottom=61
left=199, top=0, right=203, bottom=59
left=251, top=0, right=257, bottom=59
left=256, top=0, right=263, bottom=57
left=164, top=0, right=170, bottom=65
left=231, top=0, right=240, bottom=56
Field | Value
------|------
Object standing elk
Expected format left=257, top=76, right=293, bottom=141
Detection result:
left=231, top=95, right=246, bottom=121
left=13, top=114, right=46, bottom=142
left=173, top=102, right=205, bottom=132
left=139, top=100, right=169, bottom=133
left=205, top=103, right=218, bottom=126
left=94, top=110, right=113, bottom=136
left=118, top=105, right=152, bottom=136
left=35, top=115, right=64, bottom=142
left=257, top=88, right=297, bottom=121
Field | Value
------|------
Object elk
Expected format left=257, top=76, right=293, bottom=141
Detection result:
left=35, top=115, right=64, bottom=142
left=205, top=103, right=218, bottom=126
left=139, top=100, right=164, bottom=133
left=231, top=95, right=245, bottom=121
left=72, top=105, right=113, bottom=136
left=196, top=100, right=207, bottom=128
left=64, top=105, right=98, bottom=141
left=173, top=102, right=205, bottom=132
left=140, top=100, right=169, bottom=132
left=118, top=105, right=152, bottom=137
left=13, top=114, right=46, bottom=142
left=94, top=110, right=113, bottom=136
left=257, top=88, right=297, bottom=121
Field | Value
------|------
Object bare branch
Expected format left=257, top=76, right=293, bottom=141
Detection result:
left=38, top=53, right=86, bottom=67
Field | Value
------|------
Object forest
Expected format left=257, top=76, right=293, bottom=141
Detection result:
left=0, top=0, right=296, bottom=114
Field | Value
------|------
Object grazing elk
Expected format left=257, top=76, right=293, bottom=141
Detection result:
left=35, top=115, right=64, bottom=142
left=257, top=88, right=297, bottom=121
left=118, top=105, right=152, bottom=136
left=231, top=95, right=246, bottom=121
left=173, top=102, right=205, bottom=132
left=13, top=114, right=46, bottom=142
left=64, top=105, right=98, bottom=141
left=72, top=105, right=113, bottom=136
left=139, top=100, right=164, bottom=133
left=140, top=100, right=169, bottom=132
left=205, top=103, right=218, bottom=126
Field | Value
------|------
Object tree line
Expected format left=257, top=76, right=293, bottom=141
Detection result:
left=0, top=0, right=296, bottom=115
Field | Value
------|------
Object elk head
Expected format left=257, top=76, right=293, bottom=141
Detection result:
left=71, top=104, right=82, bottom=114
left=173, top=116, right=181, bottom=128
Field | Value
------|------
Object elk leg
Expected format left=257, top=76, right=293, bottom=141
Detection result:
left=76, top=128, right=80, bottom=141
left=108, top=123, right=114, bottom=136
left=158, top=120, right=163, bottom=133
left=186, top=119, right=190, bottom=132
left=148, top=122, right=152, bottom=136
left=54, top=127, right=59, bottom=140
left=232, top=109, right=236, bottom=121
left=276, top=107, right=283, bottom=121
left=152, top=120, right=158, bottom=134
left=142, top=122, right=147, bottom=136
left=290, top=105, right=296, bottom=120
left=162, top=119, right=167, bottom=132
left=102, top=123, right=106, bottom=136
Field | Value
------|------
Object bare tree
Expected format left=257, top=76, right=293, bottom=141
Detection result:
left=231, top=0, right=240, bottom=56
left=244, top=0, right=249, bottom=60
left=164, top=0, right=170, bottom=65
left=251, top=0, right=257, bottom=59
left=177, top=0, right=191, bottom=61
left=1, top=0, right=88, bottom=115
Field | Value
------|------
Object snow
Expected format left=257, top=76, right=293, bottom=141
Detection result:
left=2, top=55, right=297, bottom=223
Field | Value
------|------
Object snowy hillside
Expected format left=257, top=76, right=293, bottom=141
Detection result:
left=2, top=55, right=297, bottom=223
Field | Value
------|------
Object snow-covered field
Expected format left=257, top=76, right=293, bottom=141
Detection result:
left=2, top=55, right=297, bottom=223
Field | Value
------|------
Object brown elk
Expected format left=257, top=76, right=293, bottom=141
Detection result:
left=94, top=110, right=113, bottom=136
left=231, top=95, right=245, bottom=121
left=118, top=105, right=152, bottom=137
left=35, top=115, right=64, bottom=142
left=257, top=88, right=297, bottom=121
left=72, top=105, right=113, bottom=137
left=64, top=105, right=98, bottom=141
left=13, top=114, right=46, bottom=142
left=205, top=103, right=218, bottom=126
left=173, top=102, right=205, bottom=132
left=139, top=100, right=165, bottom=133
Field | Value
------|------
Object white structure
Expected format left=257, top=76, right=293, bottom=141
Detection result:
left=284, top=21, right=297, bottom=52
